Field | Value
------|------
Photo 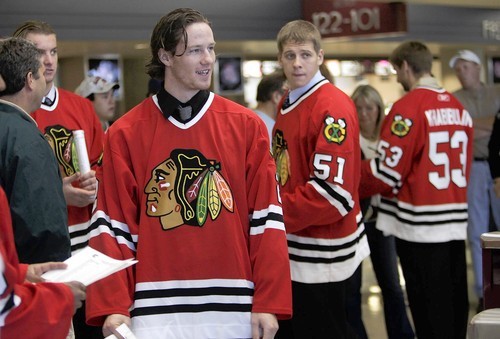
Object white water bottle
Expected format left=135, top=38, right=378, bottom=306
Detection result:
left=73, top=130, right=91, bottom=174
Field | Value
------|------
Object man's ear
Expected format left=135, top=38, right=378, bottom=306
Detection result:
left=158, top=48, right=171, bottom=66
left=272, top=90, right=283, bottom=105
left=25, top=71, right=35, bottom=90
left=402, top=60, right=411, bottom=73
left=317, top=49, right=324, bottom=65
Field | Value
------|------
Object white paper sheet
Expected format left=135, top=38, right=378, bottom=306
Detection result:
left=41, top=246, right=137, bottom=286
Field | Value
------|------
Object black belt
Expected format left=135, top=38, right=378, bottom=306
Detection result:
left=474, top=157, right=488, bottom=161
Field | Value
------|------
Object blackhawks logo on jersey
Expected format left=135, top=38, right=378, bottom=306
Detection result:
left=44, top=125, right=81, bottom=177
left=323, top=116, right=347, bottom=144
left=144, top=149, right=234, bottom=231
left=390, top=114, right=413, bottom=137
left=272, top=130, right=291, bottom=186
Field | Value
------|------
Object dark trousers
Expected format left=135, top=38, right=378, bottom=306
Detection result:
left=396, top=239, right=469, bottom=339
left=347, top=222, right=414, bottom=339
left=73, top=301, right=103, bottom=339
left=276, top=280, right=357, bottom=339
left=346, top=265, right=368, bottom=339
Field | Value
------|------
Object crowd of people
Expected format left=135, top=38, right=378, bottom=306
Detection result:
left=1, top=6, right=499, bottom=339
left=0, top=35, right=86, bottom=339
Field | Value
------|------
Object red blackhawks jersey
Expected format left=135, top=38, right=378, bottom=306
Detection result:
left=0, top=187, right=74, bottom=339
left=272, top=77, right=369, bottom=284
left=86, top=93, right=292, bottom=338
left=31, top=87, right=104, bottom=254
left=360, top=78, right=473, bottom=243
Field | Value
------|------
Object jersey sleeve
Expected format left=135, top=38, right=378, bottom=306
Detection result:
left=359, top=101, right=421, bottom=199
left=245, top=119, right=292, bottom=319
left=86, top=129, right=138, bottom=326
left=281, top=99, right=361, bottom=233
left=0, top=188, right=74, bottom=339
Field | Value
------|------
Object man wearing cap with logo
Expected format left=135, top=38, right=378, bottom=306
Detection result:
left=75, top=76, right=120, bottom=132
left=450, top=49, right=500, bottom=312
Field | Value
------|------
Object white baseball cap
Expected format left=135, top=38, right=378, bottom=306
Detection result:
left=75, top=76, right=119, bottom=98
left=449, top=50, right=481, bottom=68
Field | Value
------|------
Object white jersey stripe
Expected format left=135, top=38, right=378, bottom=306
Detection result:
left=377, top=197, right=468, bottom=242
left=309, top=180, right=353, bottom=216
left=387, top=199, right=468, bottom=213
left=89, top=210, right=137, bottom=251
left=376, top=213, right=467, bottom=243
left=134, top=294, right=252, bottom=308
left=0, top=294, right=20, bottom=327
left=69, top=221, right=90, bottom=233
left=69, top=220, right=91, bottom=254
left=131, top=312, right=251, bottom=339
left=251, top=204, right=283, bottom=219
left=370, top=158, right=401, bottom=189
left=287, top=220, right=370, bottom=283
left=249, top=204, right=285, bottom=235
left=131, top=279, right=254, bottom=338
left=250, top=220, right=285, bottom=235
left=136, top=279, right=254, bottom=291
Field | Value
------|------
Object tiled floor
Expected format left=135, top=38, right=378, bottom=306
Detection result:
left=360, top=247, right=479, bottom=338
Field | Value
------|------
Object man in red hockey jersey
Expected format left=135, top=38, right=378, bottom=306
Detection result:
left=0, top=185, right=86, bottom=339
left=86, top=8, right=292, bottom=339
left=360, top=41, right=472, bottom=338
left=13, top=20, right=104, bottom=339
left=272, top=20, right=369, bottom=339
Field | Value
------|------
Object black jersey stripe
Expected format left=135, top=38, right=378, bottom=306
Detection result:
left=131, top=302, right=252, bottom=317
left=69, top=228, right=89, bottom=239
left=311, top=178, right=353, bottom=213
left=0, top=292, right=15, bottom=315
left=89, top=216, right=136, bottom=245
left=70, top=241, right=88, bottom=253
left=378, top=206, right=467, bottom=226
left=378, top=198, right=468, bottom=226
left=374, top=158, right=400, bottom=188
left=135, top=286, right=253, bottom=300
left=250, top=211, right=283, bottom=228
left=289, top=250, right=357, bottom=264
left=380, top=197, right=468, bottom=216
left=287, top=226, right=366, bottom=253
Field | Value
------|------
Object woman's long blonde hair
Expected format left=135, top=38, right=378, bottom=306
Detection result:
left=351, top=84, right=385, bottom=140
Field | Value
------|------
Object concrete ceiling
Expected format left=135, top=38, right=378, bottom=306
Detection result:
left=1, top=0, right=499, bottom=60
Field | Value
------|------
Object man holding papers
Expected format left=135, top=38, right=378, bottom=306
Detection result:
left=42, top=246, right=137, bottom=287
left=0, top=185, right=86, bottom=338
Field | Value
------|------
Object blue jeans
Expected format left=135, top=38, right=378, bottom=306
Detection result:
left=467, top=161, right=500, bottom=298
left=347, top=221, right=415, bottom=339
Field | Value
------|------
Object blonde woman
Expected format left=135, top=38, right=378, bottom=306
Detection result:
left=348, top=85, right=414, bottom=339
